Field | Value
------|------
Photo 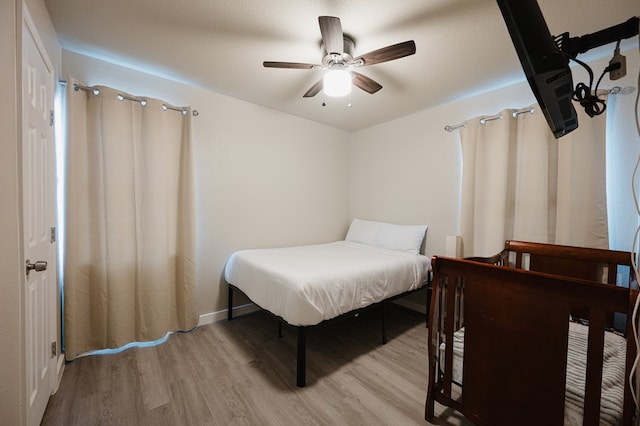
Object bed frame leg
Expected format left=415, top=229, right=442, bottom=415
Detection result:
left=297, top=327, right=306, bottom=387
left=227, top=285, right=234, bottom=321
left=381, top=304, right=388, bottom=344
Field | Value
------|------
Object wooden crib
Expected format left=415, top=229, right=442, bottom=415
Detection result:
left=425, top=240, right=638, bottom=425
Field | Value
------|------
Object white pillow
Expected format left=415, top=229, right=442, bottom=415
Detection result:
left=345, top=218, right=428, bottom=255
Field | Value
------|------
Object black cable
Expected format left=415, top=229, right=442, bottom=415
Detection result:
left=570, top=56, right=607, bottom=117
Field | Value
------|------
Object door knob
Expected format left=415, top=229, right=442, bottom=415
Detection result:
left=26, top=259, right=47, bottom=277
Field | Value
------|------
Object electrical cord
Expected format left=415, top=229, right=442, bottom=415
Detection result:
left=628, top=31, right=640, bottom=424
left=570, top=56, right=608, bottom=117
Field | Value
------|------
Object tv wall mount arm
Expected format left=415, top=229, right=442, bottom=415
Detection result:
left=555, top=16, right=639, bottom=59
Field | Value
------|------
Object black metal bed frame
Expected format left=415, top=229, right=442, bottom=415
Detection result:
left=227, top=277, right=431, bottom=387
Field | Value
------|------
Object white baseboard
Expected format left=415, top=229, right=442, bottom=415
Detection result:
left=198, top=303, right=260, bottom=326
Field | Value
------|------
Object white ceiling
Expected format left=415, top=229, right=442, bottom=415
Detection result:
left=44, top=0, right=639, bottom=131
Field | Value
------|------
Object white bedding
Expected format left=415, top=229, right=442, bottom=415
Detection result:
left=440, top=322, right=626, bottom=425
left=224, top=241, right=430, bottom=326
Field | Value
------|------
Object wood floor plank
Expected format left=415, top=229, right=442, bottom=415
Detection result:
left=194, top=370, right=247, bottom=425
left=164, top=377, right=217, bottom=426
left=41, top=304, right=472, bottom=425
left=136, top=344, right=172, bottom=411
left=107, top=349, right=146, bottom=424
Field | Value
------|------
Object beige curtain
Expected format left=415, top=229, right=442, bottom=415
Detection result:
left=63, top=78, right=198, bottom=360
left=459, top=102, right=608, bottom=257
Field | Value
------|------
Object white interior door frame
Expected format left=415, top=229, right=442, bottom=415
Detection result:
left=21, top=2, right=59, bottom=425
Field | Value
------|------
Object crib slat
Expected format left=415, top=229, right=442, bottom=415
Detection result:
left=582, top=308, right=605, bottom=426
left=443, top=274, right=457, bottom=396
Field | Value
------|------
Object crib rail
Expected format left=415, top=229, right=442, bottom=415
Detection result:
left=426, top=253, right=638, bottom=426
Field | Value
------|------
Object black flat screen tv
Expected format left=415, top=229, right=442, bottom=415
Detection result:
left=496, top=0, right=578, bottom=138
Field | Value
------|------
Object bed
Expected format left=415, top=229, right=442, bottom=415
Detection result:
left=425, top=240, right=638, bottom=425
left=224, top=218, right=430, bottom=387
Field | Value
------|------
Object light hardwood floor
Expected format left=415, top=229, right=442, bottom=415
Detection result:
left=41, top=304, right=471, bottom=425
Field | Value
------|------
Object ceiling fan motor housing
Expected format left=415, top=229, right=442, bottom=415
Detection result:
left=322, top=36, right=356, bottom=68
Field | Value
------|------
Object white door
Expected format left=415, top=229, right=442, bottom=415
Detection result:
left=22, top=5, right=57, bottom=426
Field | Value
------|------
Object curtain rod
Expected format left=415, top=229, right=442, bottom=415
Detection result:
left=444, top=86, right=621, bottom=132
left=58, top=79, right=198, bottom=116
left=444, top=109, right=524, bottom=132
left=74, top=82, right=101, bottom=96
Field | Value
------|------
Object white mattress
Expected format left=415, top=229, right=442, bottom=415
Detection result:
left=439, top=322, right=626, bottom=425
left=224, top=241, right=430, bottom=326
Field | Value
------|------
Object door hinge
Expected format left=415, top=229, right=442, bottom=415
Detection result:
left=50, top=110, right=54, bottom=126
left=51, top=341, right=57, bottom=358
left=50, top=227, right=56, bottom=243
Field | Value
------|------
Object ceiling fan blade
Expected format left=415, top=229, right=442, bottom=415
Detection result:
left=355, top=40, right=416, bottom=66
left=319, top=16, right=344, bottom=54
left=352, top=72, right=382, bottom=94
left=303, top=79, right=323, bottom=98
left=263, top=61, right=319, bottom=69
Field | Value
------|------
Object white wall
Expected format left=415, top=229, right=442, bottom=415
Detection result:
left=350, top=46, right=640, bottom=259
left=62, top=50, right=352, bottom=317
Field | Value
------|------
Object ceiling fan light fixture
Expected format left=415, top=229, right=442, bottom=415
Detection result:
left=264, top=17, right=415, bottom=99
left=323, top=69, right=352, bottom=97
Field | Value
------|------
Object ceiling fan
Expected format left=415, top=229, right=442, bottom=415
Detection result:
left=263, top=16, right=416, bottom=98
